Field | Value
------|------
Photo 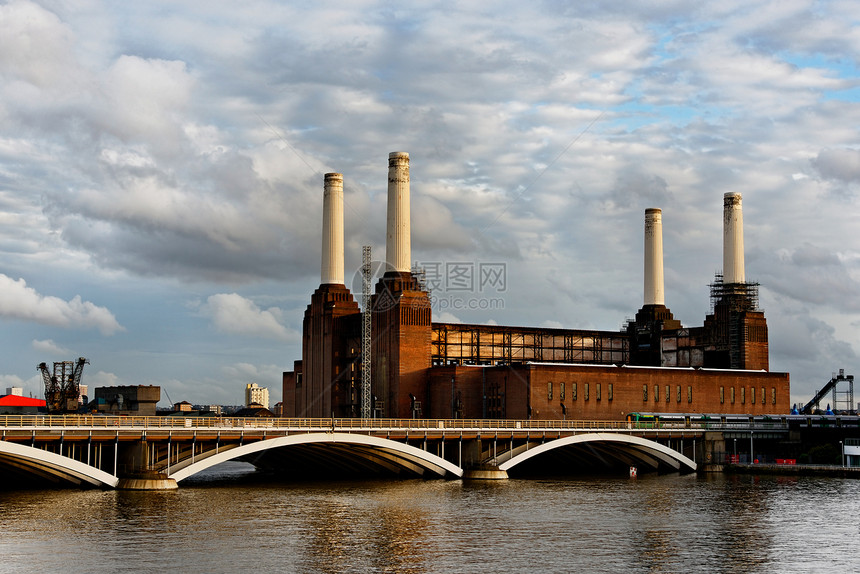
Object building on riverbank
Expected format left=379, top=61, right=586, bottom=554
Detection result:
left=283, top=153, right=789, bottom=421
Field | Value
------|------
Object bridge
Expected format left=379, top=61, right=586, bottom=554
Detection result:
left=0, top=414, right=793, bottom=489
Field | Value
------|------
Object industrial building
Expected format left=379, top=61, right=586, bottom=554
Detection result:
left=283, top=153, right=789, bottom=420
left=90, top=385, right=160, bottom=416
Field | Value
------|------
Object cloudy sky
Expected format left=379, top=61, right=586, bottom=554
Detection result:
left=1, top=1, right=858, bottom=408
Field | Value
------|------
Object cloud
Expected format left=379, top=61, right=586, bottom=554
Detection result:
left=0, top=0, right=859, bottom=405
left=0, top=274, right=124, bottom=335
left=200, top=293, right=297, bottom=341
left=83, top=371, right=122, bottom=390
left=811, top=148, right=860, bottom=184
left=31, top=338, right=70, bottom=355
left=0, top=374, right=25, bottom=387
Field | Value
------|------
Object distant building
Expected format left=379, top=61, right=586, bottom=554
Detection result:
left=5, top=387, right=23, bottom=397
left=234, top=403, right=275, bottom=417
left=92, top=386, right=160, bottom=416
left=173, top=401, right=194, bottom=413
left=197, top=404, right=222, bottom=416
left=245, top=383, right=269, bottom=409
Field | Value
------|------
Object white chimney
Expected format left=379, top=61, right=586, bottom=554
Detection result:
left=723, top=192, right=745, bottom=284
left=321, top=172, right=344, bottom=285
left=386, top=151, right=411, bottom=273
left=644, top=208, right=665, bottom=306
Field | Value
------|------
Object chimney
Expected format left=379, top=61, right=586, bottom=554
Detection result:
left=321, top=172, right=344, bottom=285
left=723, top=192, right=745, bottom=284
left=643, top=208, right=665, bottom=306
left=386, top=152, right=411, bottom=273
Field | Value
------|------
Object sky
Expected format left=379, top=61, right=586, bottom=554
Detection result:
left=1, top=1, right=858, bottom=409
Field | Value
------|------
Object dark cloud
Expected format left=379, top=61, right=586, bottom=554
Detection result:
left=811, top=148, right=860, bottom=184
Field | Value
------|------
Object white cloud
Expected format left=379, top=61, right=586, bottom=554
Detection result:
left=84, top=371, right=122, bottom=390
left=0, top=374, right=25, bottom=387
left=0, top=274, right=124, bottom=335
left=31, top=338, right=70, bottom=355
left=0, top=0, right=858, bottom=404
left=200, top=293, right=297, bottom=341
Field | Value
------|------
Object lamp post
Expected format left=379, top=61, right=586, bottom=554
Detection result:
left=840, top=441, right=844, bottom=467
left=734, top=438, right=737, bottom=461
left=750, top=431, right=754, bottom=464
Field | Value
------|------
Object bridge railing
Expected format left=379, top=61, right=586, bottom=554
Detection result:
left=0, top=414, right=759, bottom=432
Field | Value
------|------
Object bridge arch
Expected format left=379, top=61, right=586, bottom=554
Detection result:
left=497, top=433, right=696, bottom=474
left=169, top=432, right=464, bottom=482
left=0, top=440, right=119, bottom=488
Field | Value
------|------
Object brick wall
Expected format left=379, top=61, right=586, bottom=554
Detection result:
left=428, top=363, right=790, bottom=421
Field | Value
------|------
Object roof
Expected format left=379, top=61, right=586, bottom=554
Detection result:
left=0, top=395, right=46, bottom=407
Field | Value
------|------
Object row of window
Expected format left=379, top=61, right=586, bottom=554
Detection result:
left=720, top=386, right=777, bottom=405
left=547, top=382, right=613, bottom=402
left=639, top=384, right=778, bottom=405
left=546, top=381, right=778, bottom=406
left=644, top=385, right=692, bottom=403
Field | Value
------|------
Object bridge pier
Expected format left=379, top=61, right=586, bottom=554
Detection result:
left=116, top=471, right=178, bottom=490
left=463, top=467, right=508, bottom=480
left=114, top=440, right=179, bottom=489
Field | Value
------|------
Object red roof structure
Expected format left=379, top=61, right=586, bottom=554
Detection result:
left=0, top=395, right=46, bottom=407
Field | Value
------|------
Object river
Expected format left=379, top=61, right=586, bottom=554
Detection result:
left=1, top=463, right=858, bottom=573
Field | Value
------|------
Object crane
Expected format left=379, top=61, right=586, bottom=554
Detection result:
left=38, top=357, right=89, bottom=414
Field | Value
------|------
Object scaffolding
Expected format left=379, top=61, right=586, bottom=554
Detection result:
left=708, top=274, right=763, bottom=368
left=360, top=246, right=372, bottom=419
left=709, top=274, right=761, bottom=313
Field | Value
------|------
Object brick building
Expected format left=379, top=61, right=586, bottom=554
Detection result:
left=283, top=153, right=788, bottom=421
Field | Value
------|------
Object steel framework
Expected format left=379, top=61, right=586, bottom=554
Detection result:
left=361, top=246, right=372, bottom=419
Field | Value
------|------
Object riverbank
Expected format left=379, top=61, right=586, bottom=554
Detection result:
left=720, top=462, right=860, bottom=478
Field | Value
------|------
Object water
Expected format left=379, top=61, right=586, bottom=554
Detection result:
left=1, top=463, right=858, bottom=573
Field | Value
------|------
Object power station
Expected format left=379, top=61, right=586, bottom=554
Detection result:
left=282, top=152, right=789, bottom=420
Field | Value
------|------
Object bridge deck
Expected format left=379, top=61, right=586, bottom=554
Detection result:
left=1, top=415, right=811, bottom=488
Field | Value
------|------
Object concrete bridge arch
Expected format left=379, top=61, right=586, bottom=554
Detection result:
left=0, top=440, right=119, bottom=488
left=169, top=432, right=464, bottom=482
left=497, top=433, right=697, bottom=475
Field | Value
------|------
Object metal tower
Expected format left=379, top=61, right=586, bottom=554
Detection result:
left=361, top=245, right=372, bottom=419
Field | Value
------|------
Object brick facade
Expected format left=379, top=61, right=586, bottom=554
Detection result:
left=430, top=363, right=789, bottom=421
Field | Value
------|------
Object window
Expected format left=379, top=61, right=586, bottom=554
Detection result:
left=643, top=384, right=648, bottom=402
left=750, top=387, right=755, bottom=404
left=608, top=383, right=613, bottom=401
left=585, top=383, right=590, bottom=401
left=654, top=385, right=659, bottom=402
left=687, top=386, right=693, bottom=403
left=761, top=387, right=766, bottom=405
left=596, top=383, right=601, bottom=401
left=771, top=387, right=776, bottom=405
left=572, top=383, right=577, bottom=401
left=741, top=387, right=745, bottom=404
left=731, top=387, right=735, bottom=404
left=676, top=385, right=682, bottom=403
left=547, top=382, right=553, bottom=401
left=560, top=382, right=565, bottom=401
left=665, top=385, right=670, bottom=403
left=720, top=386, right=725, bottom=404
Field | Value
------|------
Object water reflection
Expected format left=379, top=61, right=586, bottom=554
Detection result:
left=0, top=466, right=858, bottom=574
